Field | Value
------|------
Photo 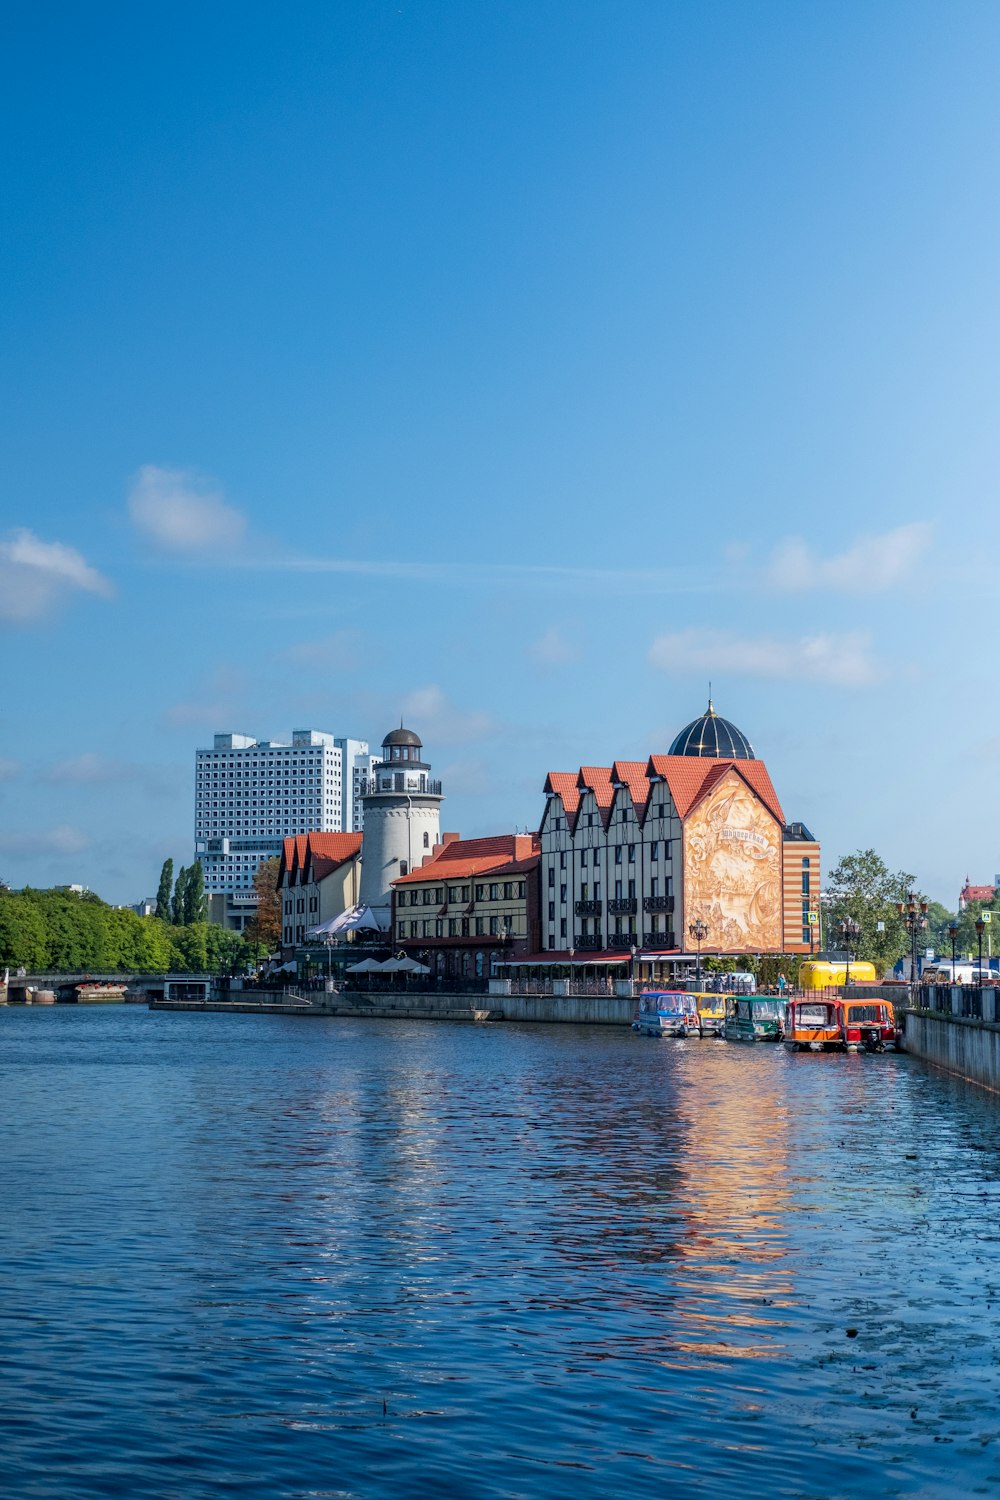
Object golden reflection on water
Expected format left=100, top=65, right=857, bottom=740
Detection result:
left=664, top=1044, right=795, bottom=1363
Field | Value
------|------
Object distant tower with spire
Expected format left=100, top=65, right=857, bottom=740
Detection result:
left=357, top=723, right=443, bottom=929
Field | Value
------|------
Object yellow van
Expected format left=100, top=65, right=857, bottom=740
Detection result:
left=799, top=960, right=877, bottom=990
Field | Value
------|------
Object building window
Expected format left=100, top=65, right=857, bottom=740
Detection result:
left=475, top=917, right=485, bottom=935
left=423, top=832, right=430, bottom=848
left=560, top=884, right=567, bottom=902
left=435, top=920, right=444, bottom=937
left=504, top=882, right=514, bottom=899
left=628, top=879, right=635, bottom=899
left=490, top=883, right=500, bottom=900
left=549, top=901, right=555, bottom=920
left=801, top=873, right=810, bottom=894
left=651, top=842, right=659, bottom=860
left=628, top=845, right=635, bottom=863
left=548, top=867, right=555, bottom=887
left=560, top=917, right=567, bottom=938
left=560, top=852, right=566, bottom=869
left=615, top=848, right=622, bottom=865
left=449, top=919, right=458, bottom=936
left=490, top=917, right=499, bottom=935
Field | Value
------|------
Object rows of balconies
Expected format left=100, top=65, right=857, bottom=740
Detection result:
left=573, top=931, right=676, bottom=952
left=574, top=895, right=671, bottom=917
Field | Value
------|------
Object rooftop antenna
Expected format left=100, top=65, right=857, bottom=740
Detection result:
left=707, top=681, right=714, bottom=713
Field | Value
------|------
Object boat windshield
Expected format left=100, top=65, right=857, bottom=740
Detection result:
left=796, top=1003, right=834, bottom=1027
left=846, top=1004, right=886, bottom=1024
left=753, top=1000, right=781, bottom=1018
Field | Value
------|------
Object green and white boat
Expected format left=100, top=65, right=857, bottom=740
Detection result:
left=723, top=995, right=784, bottom=1043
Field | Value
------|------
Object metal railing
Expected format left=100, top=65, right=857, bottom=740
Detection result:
left=574, top=900, right=601, bottom=916
left=642, top=895, right=674, bottom=913
left=608, top=897, right=637, bottom=915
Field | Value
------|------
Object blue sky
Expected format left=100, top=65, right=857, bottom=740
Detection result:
left=2, top=1, right=999, bottom=905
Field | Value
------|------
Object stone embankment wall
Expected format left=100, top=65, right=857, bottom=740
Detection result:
left=152, top=989, right=636, bottom=1025
left=903, top=1007, right=1000, bottom=1094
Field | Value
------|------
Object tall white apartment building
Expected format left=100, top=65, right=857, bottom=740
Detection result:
left=195, top=729, right=373, bottom=930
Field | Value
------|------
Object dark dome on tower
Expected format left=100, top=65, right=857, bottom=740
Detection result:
left=382, top=725, right=422, bottom=750
left=668, top=700, right=755, bottom=759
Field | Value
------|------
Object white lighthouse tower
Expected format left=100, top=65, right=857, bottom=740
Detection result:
left=357, top=725, right=443, bottom=930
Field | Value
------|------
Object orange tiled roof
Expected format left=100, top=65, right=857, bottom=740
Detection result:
left=392, top=833, right=539, bottom=885
left=307, top=832, right=363, bottom=878
left=278, top=831, right=362, bottom=887
left=577, top=766, right=615, bottom=827
left=543, top=772, right=580, bottom=817
left=611, top=760, right=652, bottom=822
left=646, top=755, right=785, bottom=826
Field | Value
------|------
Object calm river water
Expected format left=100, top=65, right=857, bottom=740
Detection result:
left=2, top=1007, right=1000, bottom=1499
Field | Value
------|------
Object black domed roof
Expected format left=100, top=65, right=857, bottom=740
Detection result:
left=668, top=700, right=755, bottom=759
left=382, top=725, right=422, bottom=749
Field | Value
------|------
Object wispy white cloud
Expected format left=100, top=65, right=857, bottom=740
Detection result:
left=0, top=825, right=91, bottom=856
left=766, top=522, right=931, bottom=592
left=0, top=529, right=114, bottom=623
left=649, top=627, right=879, bottom=686
left=401, top=685, right=494, bottom=742
left=529, top=625, right=579, bottom=668
left=41, top=753, right=128, bottom=785
left=281, top=630, right=366, bottom=671
left=0, top=758, right=20, bottom=781
left=128, top=465, right=246, bottom=553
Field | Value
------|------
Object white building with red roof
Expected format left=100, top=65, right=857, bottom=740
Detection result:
left=534, top=700, right=821, bottom=974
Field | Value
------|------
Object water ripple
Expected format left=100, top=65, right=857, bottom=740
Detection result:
left=3, top=1009, right=1000, bottom=1497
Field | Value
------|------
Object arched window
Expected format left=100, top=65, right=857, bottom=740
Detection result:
left=423, top=831, right=430, bottom=848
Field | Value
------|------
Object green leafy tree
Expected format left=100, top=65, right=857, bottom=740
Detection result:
left=205, top=923, right=247, bottom=976
left=155, top=859, right=174, bottom=921
left=183, top=861, right=207, bottom=925
left=169, top=922, right=209, bottom=972
left=825, top=849, right=919, bottom=978
left=171, top=865, right=188, bottom=926
left=0, top=890, right=48, bottom=969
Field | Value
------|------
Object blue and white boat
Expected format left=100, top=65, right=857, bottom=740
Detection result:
left=633, top=990, right=701, bottom=1038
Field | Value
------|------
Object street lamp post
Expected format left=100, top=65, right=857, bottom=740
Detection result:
left=689, top=917, right=708, bottom=991
left=975, top=918, right=985, bottom=988
left=896, top=893, right=929, bottom=997
left=947, top=920, right=959, bottom=986
left=838, top=917, right=861, bottom=990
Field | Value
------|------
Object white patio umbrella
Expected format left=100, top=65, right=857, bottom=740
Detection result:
left=345, top=958, right=388, bottom=973
left=395, top=957, right=430, bottom=974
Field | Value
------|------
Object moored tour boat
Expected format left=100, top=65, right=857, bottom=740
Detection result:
left=633, top=990, right=701, bottom=1038
left=75, top=983, right=128, bottom=1004
left=784, top=997, right=844, bottom=1052
left=841, top=999, right=898, bottom=1052
left=724, top=995, right=784, bottom=1043
left=694, top=992, right=727, bottom=1037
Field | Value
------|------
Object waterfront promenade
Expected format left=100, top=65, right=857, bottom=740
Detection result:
left=3, top=1003, right=1000, bottom=1499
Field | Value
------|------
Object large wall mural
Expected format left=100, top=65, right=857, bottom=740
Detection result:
left=683, top=770, right=782, bottom=952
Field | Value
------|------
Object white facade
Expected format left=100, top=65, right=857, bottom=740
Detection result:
left=539, top=771, right=680, bottom=954
left=357, top=728, right=443, bottom=928
left=334, top=737, right=379, bottom=834
left=194, top=728, right=372, bottom=925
